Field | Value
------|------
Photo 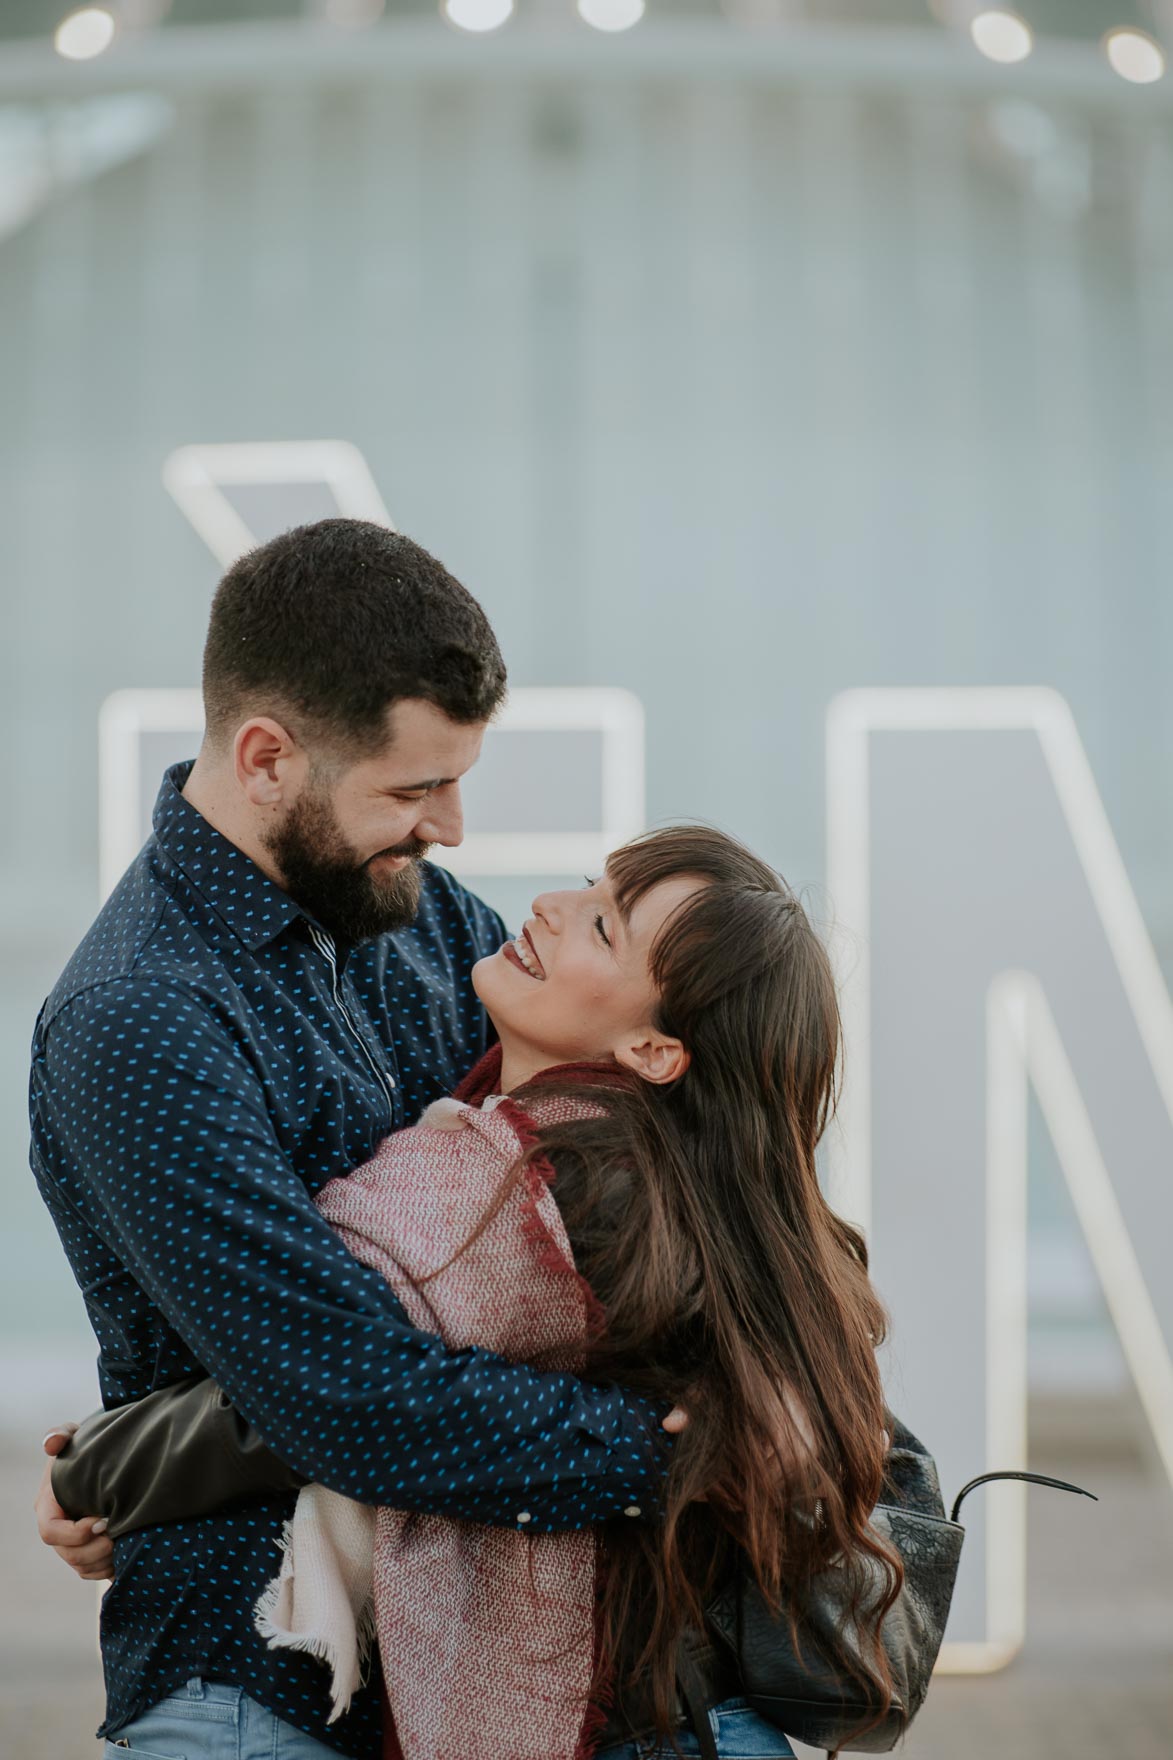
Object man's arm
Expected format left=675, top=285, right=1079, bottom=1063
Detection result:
left=33, top=979, right=670, bottom=1532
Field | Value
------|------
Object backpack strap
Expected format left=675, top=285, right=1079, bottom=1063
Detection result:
left=950, top=1470, right=1097, bottom=1524
left=675, top=1643, right=720, bottom=1760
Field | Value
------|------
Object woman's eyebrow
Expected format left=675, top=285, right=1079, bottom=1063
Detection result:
left=599, top=878, right=632, bottom=938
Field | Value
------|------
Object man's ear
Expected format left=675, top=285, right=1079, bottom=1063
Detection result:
left=234, top=717, right=302, bottom=807
left=614, top=1034, right=690, bottom=1087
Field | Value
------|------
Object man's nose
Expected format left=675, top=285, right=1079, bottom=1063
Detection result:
left=418, top=784, right=463, bottom=849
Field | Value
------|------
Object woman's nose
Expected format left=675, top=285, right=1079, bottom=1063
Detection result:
left=530, top=891, right=568, bottom=932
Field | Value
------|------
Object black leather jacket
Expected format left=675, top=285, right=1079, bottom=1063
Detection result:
left=53, top=1376, right=304, bottom=1537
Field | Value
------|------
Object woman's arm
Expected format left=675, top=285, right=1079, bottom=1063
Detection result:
left=51, top=1377, right=305, bottom=1538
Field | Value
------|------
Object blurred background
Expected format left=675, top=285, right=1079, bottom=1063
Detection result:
left=3, top=0, right=1173, bottom=1755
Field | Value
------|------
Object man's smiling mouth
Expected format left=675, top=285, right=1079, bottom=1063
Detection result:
left=503, top=928, right=546, bottom=981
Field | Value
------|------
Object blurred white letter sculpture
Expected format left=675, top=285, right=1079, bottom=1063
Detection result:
left=163, top=441, right=394, bottom=564
left=826, top=687, right=1173, bottom=1670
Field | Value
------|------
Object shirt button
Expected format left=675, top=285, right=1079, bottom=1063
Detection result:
left=516, top=1511, right=532, bottom=1524
left=624, top=1505, right=642, bottom=1518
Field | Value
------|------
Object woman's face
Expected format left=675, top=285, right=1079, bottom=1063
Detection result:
left=473, top=870, right=701, bottom=1089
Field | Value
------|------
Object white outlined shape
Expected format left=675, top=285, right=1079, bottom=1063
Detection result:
left=982, top=969, right=1173, bottom=1659
left=990, top=970, right=1173, bottom=1481
left=98, top=688, right=204, bottom=902
left=981, top=973, right=1029, bottom=1671
left=162, top=441, right=394, bottom=565
left=98, top=687, right=645, bottom=900
left=430, top=688, right=645, bottom=879
left=826, top=686, right=1173, bottom=1672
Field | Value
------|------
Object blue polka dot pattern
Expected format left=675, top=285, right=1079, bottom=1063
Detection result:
left=28, top=762, right=665, bottom=1758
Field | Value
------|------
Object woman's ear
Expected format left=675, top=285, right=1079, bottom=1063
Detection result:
left=614, top=1034, right=690, bottom=1086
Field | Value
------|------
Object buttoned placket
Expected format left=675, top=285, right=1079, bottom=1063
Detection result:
left=306, top=923, right=398, bottom=1113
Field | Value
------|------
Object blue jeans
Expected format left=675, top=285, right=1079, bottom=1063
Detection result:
left=595, top=1696, right=796, bottom=1760
left=104, top=1679, right=340, bottom=1760
left=106, top=1679, right=796, bottom=1760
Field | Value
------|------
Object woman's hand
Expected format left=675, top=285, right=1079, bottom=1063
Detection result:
left=34, top=1423, right=114, bottom=1582
left=662, top=1406, right=689, bottom=1435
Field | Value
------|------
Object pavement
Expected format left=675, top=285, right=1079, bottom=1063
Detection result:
left=3, top=1399, right=1170, bottom=1759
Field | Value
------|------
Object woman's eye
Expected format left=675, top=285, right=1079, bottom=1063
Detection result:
left=594, top=913, right=612, bottom=949
left=583, top=874, right=599, bottom=889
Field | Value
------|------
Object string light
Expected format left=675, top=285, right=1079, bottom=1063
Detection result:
left=578, top=0, right=646, bottom=29
left=1104, top=28, right=1166, bottom=84
left=443, top=0, right=513, bottom=31
left=54, top=7, right=117, bottom=60
left=970, top=9, right=1033, bottom=65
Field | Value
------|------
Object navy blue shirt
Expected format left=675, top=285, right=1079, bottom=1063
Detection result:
left=29, top=763, right=665, bottom=1754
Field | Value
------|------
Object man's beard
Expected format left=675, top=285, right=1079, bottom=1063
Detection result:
left=262, top=784, right=430, bottom=945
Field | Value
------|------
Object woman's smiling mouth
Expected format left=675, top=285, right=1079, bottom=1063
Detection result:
left=502, top=928, right=546, bottom=981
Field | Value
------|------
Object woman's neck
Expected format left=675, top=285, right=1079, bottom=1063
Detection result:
left=496, top=1043, right=551, bottom=1095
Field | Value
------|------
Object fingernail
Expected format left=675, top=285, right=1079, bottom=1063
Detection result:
left=91, top=1519, right=109, bottom=1534
left=41, top=1429, right=70, bottom=1447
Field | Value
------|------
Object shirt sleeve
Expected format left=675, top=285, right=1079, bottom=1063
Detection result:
left=32, top=979, right=668, bottom=1531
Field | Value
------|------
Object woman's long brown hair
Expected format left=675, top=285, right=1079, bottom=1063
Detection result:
left=514, top=826, right=902, bottom=1746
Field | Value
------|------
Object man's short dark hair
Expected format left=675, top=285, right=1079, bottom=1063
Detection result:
left=202, top=519, right=507, bottom=755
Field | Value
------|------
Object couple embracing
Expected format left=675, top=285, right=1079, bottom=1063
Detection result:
left=31, top=519, right=898, bottom=1760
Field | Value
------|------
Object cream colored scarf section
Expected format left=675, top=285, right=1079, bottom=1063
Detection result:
left=254, top=1485, right=377, bottom=1722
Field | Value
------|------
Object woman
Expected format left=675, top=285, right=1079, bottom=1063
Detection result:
left=55, top=825, right=899, bottom=1760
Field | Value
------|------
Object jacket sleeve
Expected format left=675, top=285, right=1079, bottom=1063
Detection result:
left=51, top=1378, right=304, bottom=1538
left=34, top=979, right=668, bottom=1532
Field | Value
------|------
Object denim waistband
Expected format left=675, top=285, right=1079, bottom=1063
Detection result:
left=151, top=1678, right=243, bottom=1722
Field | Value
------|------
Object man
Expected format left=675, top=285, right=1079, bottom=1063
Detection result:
left=30, top=519, right=676, bottom=1758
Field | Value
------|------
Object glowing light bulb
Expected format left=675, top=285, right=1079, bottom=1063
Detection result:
left=443, top=0, right=513, bottom=31
left=578, top=0, right=646, bottom=30
left=54, top=6, right=116, bottom=60
left=970, top=10, right=1033, bottom=65
left=1104, top=29, right=1166, bottom=85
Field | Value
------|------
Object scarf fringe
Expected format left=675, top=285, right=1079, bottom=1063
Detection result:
left=253, top=1517, right=377, bottom=1724
left=251, top=1516, right=294, bottom=1646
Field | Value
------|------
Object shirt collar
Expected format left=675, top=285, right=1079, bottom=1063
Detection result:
left=152, top=760, right=304, bottom=952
